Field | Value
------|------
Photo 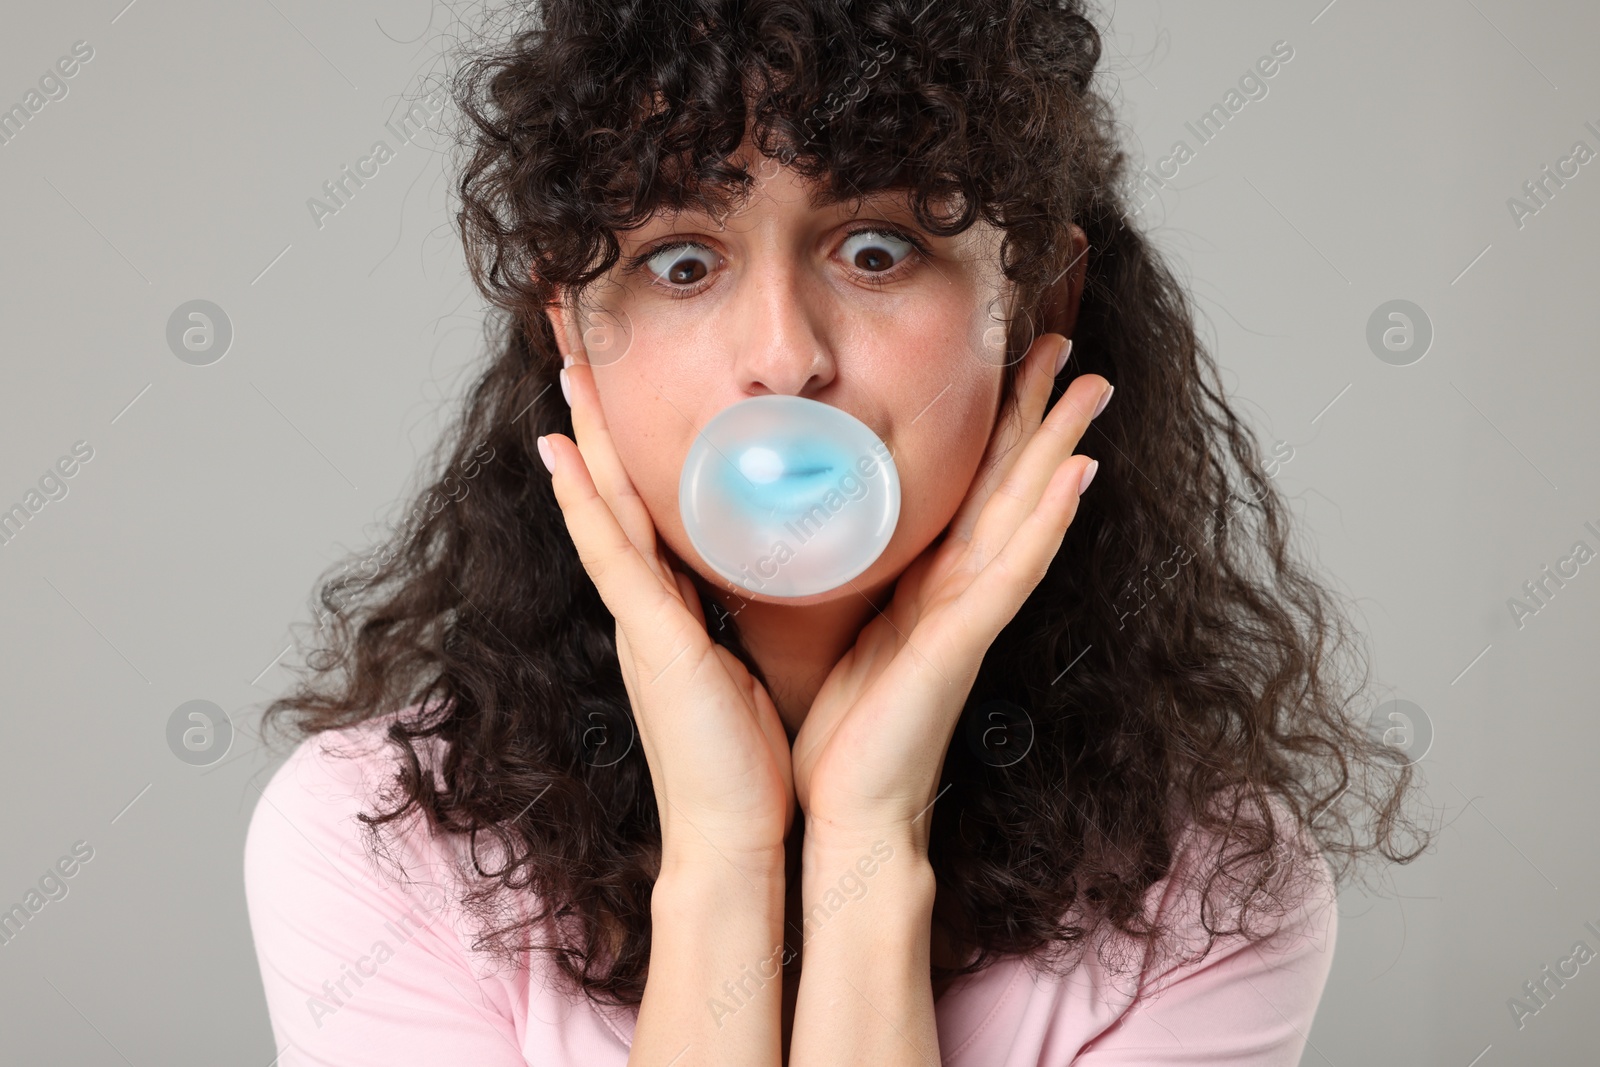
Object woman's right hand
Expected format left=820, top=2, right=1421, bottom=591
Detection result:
left=539, top=345, right=795, bottom=870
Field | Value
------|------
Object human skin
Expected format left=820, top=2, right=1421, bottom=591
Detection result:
left=541, top=135, right=1109, bottom=1064
left=548, top=134, right=1033, bottom=735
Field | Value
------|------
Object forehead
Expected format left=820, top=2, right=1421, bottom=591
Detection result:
left=649, top=124, right=933, bottom=214
left=618, top=129, right=1000, bottom=259
left=631, top=168, right=964, bottom=240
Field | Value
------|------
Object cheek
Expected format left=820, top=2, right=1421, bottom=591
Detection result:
left=593, top=377, right=691, bottom=536
left=885, top=371, right=999, bottom=545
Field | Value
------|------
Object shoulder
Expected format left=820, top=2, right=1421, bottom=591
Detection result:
left=1041, top=793, right=1339, bottom=1063
left=242, top=710, right=542, bottom=1061
left=244, top=708, right=446, bottom=927
left=242, top=706, right=510, bottom=978
left=1133, top=790, right=1339, bottom=1004
left=244, top=710, right=423, bottom=889
left=950, top=793, right=1339, bottom=1065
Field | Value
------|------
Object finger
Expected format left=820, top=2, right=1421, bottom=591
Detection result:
left=946, top=333, right=1068, bottom=547
left=544, top=432, right=707, bottom=665
left=953, top=452, right=1096, bottom=648
left=674, top=568, right=708, bottom=631
left=962, top=370, right=1107, bottom=571
left=711, top=644, right=795, bottom=802
left=557, top=311, right=674, bottom=587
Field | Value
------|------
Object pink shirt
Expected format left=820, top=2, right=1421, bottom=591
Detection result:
left=244, top=709, right=1338, bottom=1065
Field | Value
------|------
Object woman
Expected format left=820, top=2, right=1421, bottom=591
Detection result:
left=244, top=2, right=1428, bottom=1064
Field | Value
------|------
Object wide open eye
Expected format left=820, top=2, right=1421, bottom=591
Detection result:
left=840, top=228, right=916, bottom=273
left=642, top=243, right=717, bottom=287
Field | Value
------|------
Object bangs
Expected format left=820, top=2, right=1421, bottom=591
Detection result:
left=454, top=0, right=1095, bottom=315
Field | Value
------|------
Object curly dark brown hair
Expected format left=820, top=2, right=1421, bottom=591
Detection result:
left=259, top=0, right=1431, bottom=1011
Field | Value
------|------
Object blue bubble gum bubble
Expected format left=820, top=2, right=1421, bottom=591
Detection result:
left=679, top=395, right=901, bottom=598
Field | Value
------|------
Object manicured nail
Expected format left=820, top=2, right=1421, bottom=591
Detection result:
left=562, top=352, right=575, bottom=370
left=559, top=367, right=571, bottom=406
left=1077, top=459, right=1098, bottom=496
left=1052, top=337, right=1073, bottom=376
left=537, top=435, right=554, bottom=473
left=1091, top=384, right=1114, bottom=419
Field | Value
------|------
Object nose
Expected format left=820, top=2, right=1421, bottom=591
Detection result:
left=730, top=254, right=837, bottom=399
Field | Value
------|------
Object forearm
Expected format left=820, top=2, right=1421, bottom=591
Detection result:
left=632, top=844, right=788, bottom=1067
left=787, top=832, right=939, bottom=1067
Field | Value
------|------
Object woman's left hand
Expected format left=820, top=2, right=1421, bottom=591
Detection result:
left=790, top=332, right=1111, bottom=853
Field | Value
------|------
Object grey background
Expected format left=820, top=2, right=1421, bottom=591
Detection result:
left=1, top=0, right=1595, bottom=1063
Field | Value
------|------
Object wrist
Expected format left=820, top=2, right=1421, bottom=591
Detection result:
left=801, top=812, right=931, bottom=867
left=659, top=809, right=790, bottom=873
left=799, top=831, right=935, bottom=909
left=656, top=840, right=787, bottom=900
left=795, top=839, right=935, bottom=973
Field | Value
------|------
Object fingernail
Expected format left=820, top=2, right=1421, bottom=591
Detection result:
left=1077, top=459, right=1099, bottom=496
left=1052, top=337, right=1073, bottom=376
left=1091, top=383, right=1114, bottom=420
left=561, top=352, right=575, bottom=370
left=559, top=367, right=571, bottom=406
left=537, top=435, right=554, bottom=473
